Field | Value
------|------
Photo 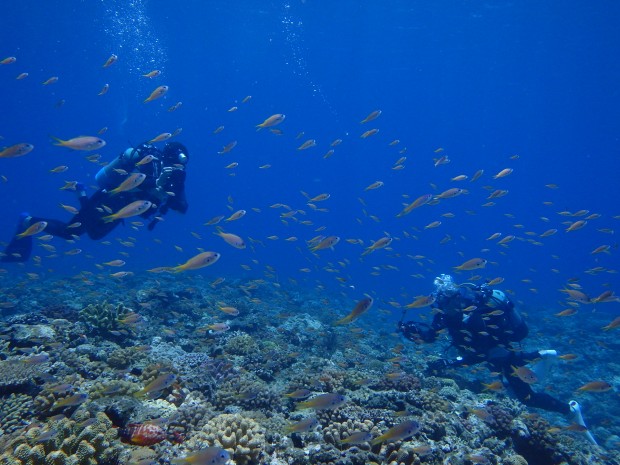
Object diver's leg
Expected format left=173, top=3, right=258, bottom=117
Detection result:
left=500, top=357, right=570, bottom=414
left=1, top=213, right=34, bottom=262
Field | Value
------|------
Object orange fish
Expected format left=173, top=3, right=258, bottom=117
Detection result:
left=577, top=381, right=612, bottom=393
left=51, top=136, right=106, bottom=151
left=17, top=221, right=47, bottom=239
left=103, top=200, right=152, bottom=223
left=142, top=70, right=161, bottom=78
left=405, top=294, right=435, bottom=309
left=371, top=420, right=421, bottom=445
left=0, top=142, right=34, bottom=158
left=511, top=365, right=537, bottom=384
left=214, top=230, right=245, bottom=249
left=334, top=295, right=374, bottom=325
left=454, top=258, right=487, bottom=271
left=310, top=235, right=340, bottom=252
left=109, top=173, right=146, bottom=195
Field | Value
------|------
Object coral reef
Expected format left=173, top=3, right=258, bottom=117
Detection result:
left=0, top=412, right=125, bottom=465
left=182, top=413, right=266, bottom=465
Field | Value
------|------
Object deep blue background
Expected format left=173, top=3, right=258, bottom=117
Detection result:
left=1, top=1, right=619, bottom=313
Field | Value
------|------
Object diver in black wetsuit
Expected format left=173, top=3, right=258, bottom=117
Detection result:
left=1, top=142, right=189, bottom=262
left=398, top=274, right=597, bottom=444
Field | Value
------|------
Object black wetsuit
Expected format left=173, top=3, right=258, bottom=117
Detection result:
left=400, top=286, right=570, bottom=415
left=2, top=145, right=188, bottom=262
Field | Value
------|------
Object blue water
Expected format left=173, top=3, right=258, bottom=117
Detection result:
left=1, top=0, right=619, bottom=313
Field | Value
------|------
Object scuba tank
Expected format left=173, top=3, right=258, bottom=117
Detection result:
left=95, top=144, right=158, bottom=191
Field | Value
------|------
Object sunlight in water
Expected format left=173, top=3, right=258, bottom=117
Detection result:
left=101, top=0, right=167, bottom=75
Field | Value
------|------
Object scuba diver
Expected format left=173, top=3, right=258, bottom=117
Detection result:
left=1, top=142, right=189, bottom=262
left=398, top=274, right=597, bottom=445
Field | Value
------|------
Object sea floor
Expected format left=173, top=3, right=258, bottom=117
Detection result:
left=0, top=272, right=618, bottom=465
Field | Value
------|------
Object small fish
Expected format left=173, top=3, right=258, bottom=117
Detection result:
left=555, top=309, right=577, bottom=317
left=284, top=388, right=312, bottom=399
left=171, top=447, right=230, bottom=465
left=168, top=102, right=183, bottom=112
left=365, top=181, right=384, bottom=191
left=218, top=141, right=237, bottom=154
left=396, top=194, right=433, bottom=217
left=360, top=110, right=381, bottom=123
left=102, top=200, right=152, bottom=223
left=17, top=221, right=47, bottom=238
left=297, top=139, right=316, bottom=150
left=225, top=209, right=246, bottom=222
left=334, top=295, right=374, bottom=325
left=109, top=173, right=146, bottom=195
left=482, top=381, right=504, bottom=391
left=296, top=393, right=347, bottom=410
left=256, top=114, right=286, bottom=130
left=493, top=168, right=513, bottom=179
left=360, top=128, right=379, bottom=138
left=1, top=56, right=17, bottom=65
left=51, top=393, right=88, bottom=410
left=362, top=236, right=392, bottom=255
left=214, top=230, right=245, bottom=249
left=51, top=135, right=106, bottom=151
left=173, top=251, right=221, bottom=272
left=42, top=76, right=59, bottom=85
left=454, top=258, right=487, bottom=271
left=0, top=142, right=34, bottom=158
left=149, top=132, right=172, bottom=144
left=103, top=54, right=118, bottom=68
left=120, top=422, right=166, bottom=446
left=142, top=70, right=161, bottom=78
left=340, top=431, right=373, bottom=444
left=566, top=220, right=587, bottom=232
left=98, top=83, right=110, bottom=95
left=143, top=85, right=169, bottom=103
left=219, top=306, right=239, bottom=316
left=50, top=165, right=69, bottom=173
left=284, top=417, right=319, bottom=433
left=207, top=323, right=230, bottom=333
left=134, top=374, right=177, bottom=398
left=310, top=235, right=340, bottom=252
left=22, top=354, right=50, bottom=364
left=602, top=316, right=620, bottom=331
left=405, top=294, right=435, bottom=309
left=371, top=420, right=421, bottom=445
left=577, top=381, right=612, bottom=393
left=511, top=365, right=537, bottom=384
